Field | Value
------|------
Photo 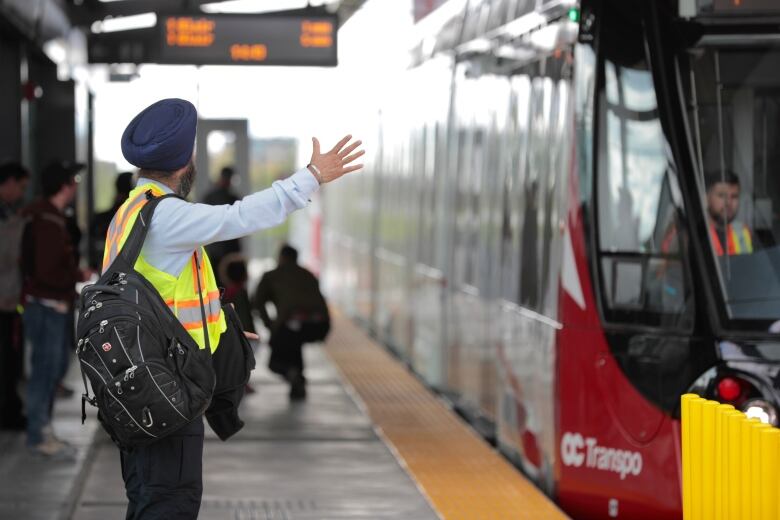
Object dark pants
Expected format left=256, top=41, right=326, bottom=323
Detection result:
left=267, top=321, right=329, bottom=379
left=0, top=311, right=25, bottom=428
left=120, top=417, right=204, bottom=520
left=23, top=302, right=69, bottom=445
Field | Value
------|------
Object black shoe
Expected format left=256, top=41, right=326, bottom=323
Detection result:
left=289, top=381, right=307, bottom=401
left=288, top=370, right=307, bottom=401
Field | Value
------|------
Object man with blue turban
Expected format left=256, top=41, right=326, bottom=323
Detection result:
left=111, top=98, right=362, bottom=519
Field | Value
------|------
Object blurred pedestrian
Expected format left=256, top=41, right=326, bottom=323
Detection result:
left=252, top=244, right=330, bottom=400
left=202, top=166, right=241, bottom=286
left=0, top=162, right=30, bottom=430
left=21, top=160, right=91, bottom=457
left=90, top=171, right=134, bottom=269
left=220, top=253, right=256, bottom=334
left=220, top=253, right=258, bottom=394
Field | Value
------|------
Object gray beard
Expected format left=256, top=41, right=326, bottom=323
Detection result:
left=177, top=163, right=196, bottom=198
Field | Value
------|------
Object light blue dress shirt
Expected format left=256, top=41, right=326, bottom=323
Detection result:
left=137, top=168, right=319, bottom=277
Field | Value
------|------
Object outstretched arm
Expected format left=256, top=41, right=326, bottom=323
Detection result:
left=148, top=135, right=363, bottom=254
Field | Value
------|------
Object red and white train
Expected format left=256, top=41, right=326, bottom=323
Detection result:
left=321, top=0, right=780, bottom=517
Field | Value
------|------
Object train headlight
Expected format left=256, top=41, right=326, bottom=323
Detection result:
left=742, top=399, right=778, bottom=426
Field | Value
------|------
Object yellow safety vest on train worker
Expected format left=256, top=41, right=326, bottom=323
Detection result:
left=709, top=221, right=753, bottom=257
left=101, top=183, right=226, bottom=352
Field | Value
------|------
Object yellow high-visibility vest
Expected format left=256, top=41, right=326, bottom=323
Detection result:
left=102, top=183, right=225, bottom=352
left=709, top=221, right=753, bottom=256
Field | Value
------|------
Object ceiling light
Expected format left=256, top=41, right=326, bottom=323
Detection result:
left=91, top=13, right=157, bottom=33
left=201, top=0, right=326, bottom=14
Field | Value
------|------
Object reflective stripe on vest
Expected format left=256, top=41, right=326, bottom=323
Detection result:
left=101, top=183, right=225, bottom=351
left=709, top=222, right=753, bottom=256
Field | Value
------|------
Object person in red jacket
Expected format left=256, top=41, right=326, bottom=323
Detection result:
left=21, top=161, right=92, bottom=457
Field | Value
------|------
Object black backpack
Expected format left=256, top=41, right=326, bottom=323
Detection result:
left=76, top=192, right=216, bottom=449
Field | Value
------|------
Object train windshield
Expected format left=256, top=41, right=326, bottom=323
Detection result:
left=683, top=41, right=780, bottom=324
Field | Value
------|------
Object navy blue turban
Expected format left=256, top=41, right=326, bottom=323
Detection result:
left=121, top=98, right=197, bottom=172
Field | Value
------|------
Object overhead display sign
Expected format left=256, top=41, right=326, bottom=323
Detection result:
left=695, top=0, right=780, bottom=15
left=157, top=13, right=338, bottom=66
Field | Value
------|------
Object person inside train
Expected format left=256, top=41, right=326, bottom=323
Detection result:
left=704, top=170, right=754, bottom=256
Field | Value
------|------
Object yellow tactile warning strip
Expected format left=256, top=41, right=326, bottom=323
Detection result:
left=324, top=313, right=570, bottom=520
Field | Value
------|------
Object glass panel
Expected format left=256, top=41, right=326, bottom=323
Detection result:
left=685, top=44, right=780, bottom=322
left=597, top=47, right=692, bottom=323
left=598, top=62, right=669, bottom=254
left=602, top=258, right=643, bottom=308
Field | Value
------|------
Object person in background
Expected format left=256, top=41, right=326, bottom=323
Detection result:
left=0, top=162, right=30, bottom=430
left=705, top=170, right=754, bottom=256
left=21, top=160, right=91, bottom=457
left=252, top=244, right=330, bottom=400
left=221, top=253, right=256, bottom=334
left=220, top=253, right=258, bottom=394
left=203, top=166, right=242, bottom=287
left=90, top=171, right=134, bottom=269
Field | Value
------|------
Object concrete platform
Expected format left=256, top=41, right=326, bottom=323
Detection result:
left=70, top=346, right=440, bottom=520
left=0, top=362, right=100, bottom=520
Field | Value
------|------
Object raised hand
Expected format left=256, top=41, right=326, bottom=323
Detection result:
left=308, top=135, right=364, bottom=184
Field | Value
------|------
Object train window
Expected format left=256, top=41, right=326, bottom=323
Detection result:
left=518, top=76, right=546, bottom=308
left=467, top=127, right=484, bottom=288
left=452, top=76, right=479, bottom=288
left=684, top=44, right=780, bottom=323
left=596, top=48, right=693, bottom=326
left=498, top=76, right=531, bottom=303
left=541, top=76, right=572, bottom=318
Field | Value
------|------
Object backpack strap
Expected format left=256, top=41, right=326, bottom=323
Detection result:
left=116, top=191, right=181, bottom=268
left=193, top=251, right=212, bottom=355
left=114, top=191, right=213, bottom=354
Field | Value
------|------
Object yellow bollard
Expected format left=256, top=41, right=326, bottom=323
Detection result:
left=759, top=428, right=779, bottom=520
left=741, top=417, right=759, bottom=518
left=774, top=432, right=780, bottom=518
left=715, top=404, right=734, bottom=520
left=682, top=394, right=780, bottom=520
left=751, top=421, right=771, bottom=519
left=726, top=412, right=744, bottom=520
left=681, top=394, right=699, bottom=520
left=690, top=397, right=704, bottom=520
left=702, top=401, right=718, bottom=520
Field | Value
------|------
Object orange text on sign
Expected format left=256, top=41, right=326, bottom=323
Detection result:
left=230, top=44, right=268, bottom=62
left=301, top=20, right=333, bottom=35
left=166, top=17, right=215, bottom=47
left=300, top=19, right=333, bottom=48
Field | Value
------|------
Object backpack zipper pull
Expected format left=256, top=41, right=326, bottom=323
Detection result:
left=99, top=320, right=108, bottom=333
left=125, top=365, right=137, bottom=379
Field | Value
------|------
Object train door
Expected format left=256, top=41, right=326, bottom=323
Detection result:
left=494, top=44, right=571, bottom=493
left=444, top=61, right=477, bottom=400
left=448, top=62, right=494, bottom=428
